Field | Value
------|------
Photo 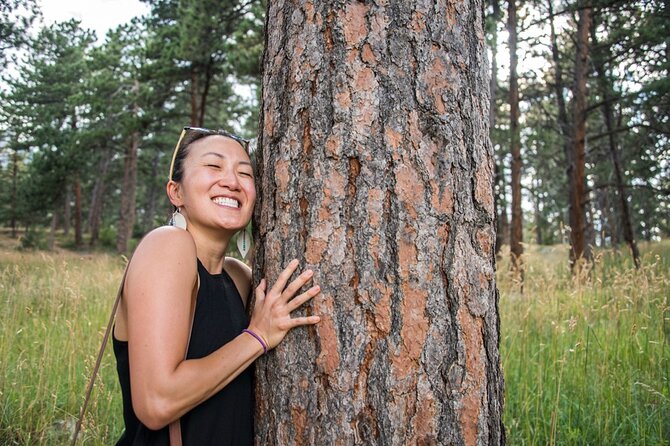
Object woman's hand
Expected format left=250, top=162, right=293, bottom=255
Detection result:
left=247, top=259, right=321, bottom=349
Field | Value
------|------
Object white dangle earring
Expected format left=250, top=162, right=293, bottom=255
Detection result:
left=169, top=208, right=187, bottom=230
left=237, top=228, right=251, bottom=259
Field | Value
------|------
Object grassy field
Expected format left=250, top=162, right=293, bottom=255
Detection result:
left=0, top=234, right=668, bottom=445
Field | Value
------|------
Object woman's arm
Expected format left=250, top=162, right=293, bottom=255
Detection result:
left=123, top=227, right=320, bottom=430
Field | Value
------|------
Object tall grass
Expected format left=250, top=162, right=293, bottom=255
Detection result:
left=499, top=241, right=670, bottom=445
left=0, top=246, right=126, bottom=445
left=1, top=237, right=668, bottom=444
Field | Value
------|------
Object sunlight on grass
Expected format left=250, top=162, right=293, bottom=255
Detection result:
left=1, top=239, right=668, bottom=444
left=498, top=241, right=670, bottom=445
left=0, top=248, right=126, bottom=445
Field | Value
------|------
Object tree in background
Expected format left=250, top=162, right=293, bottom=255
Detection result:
left=254, top=1, right=504, bottom=443
left=508, top=0, right=524, bottom=280
left=1, top=20, right=95, bottom=247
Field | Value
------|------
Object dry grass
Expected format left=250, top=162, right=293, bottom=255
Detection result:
left=498, top=241, right=670, bottom=445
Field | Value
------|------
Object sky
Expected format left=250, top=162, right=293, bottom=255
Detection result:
left=39, top=0, right=150, bottom=40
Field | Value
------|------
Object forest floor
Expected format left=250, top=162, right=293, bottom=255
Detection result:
left=0, top=233, right=668, bottom=444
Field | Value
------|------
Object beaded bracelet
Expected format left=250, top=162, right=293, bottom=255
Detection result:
left=243, top=328, right=267, bottom=354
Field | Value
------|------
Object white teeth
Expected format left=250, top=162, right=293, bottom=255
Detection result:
left=213, top=197, right=239, bottom=208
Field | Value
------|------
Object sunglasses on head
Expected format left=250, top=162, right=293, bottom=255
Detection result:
left=168, top=126, right=251, bottom=181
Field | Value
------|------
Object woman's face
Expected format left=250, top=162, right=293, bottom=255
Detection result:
left=174, top=135, right=255, bottom=233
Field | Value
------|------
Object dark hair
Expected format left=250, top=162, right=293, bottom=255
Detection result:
left=170, top=131, right=211, bottom=183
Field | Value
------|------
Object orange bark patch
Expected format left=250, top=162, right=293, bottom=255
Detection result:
left=335, top=88, right=352, bottom=108
left=275, top=158, right=290, bottom=196
left=476, top=228, right=493, bottom=257
left=291, top=405, right=307, bottom=445
left=425, top=53, right=450, bottom=114
left=457, top=306, right=486, bottom=446
left=395, top=165, right=422, bottom=220
left=305, top=236, right=328, bottom=264
left=367, top=188, right=383, bottom=228
left=325, top=132, right=342, bottom=159
left=361, top=43, right=376, bottom=64
left=355, top=66, right=376, bottom=92
left=474, top=160, right=494, bottom=216
left=343, top=2, right=369, bottom=47
left=411, top=11, right=426, bottom=32
left=384, top=126, right=403, bottom=149
left=412, top=379, right=437, bottom=443
left=400, top=283, right=429, bottom=363
left=316, top=298, right=340, bottom=375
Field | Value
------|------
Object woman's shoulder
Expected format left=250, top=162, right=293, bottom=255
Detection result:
left=128, top=226, right=197, bottom=274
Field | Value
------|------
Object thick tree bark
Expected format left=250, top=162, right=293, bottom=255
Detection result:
left=508, top=0, right=524, bottom=277
left=254, top=1, right=504, bottom=445
left=569, top=4, right=593, bottom=268
left=590, top=20, right=640, bottom=268
left=116, top=128, right=140, bottom=253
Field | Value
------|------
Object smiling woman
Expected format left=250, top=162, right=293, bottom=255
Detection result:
left=108, top=126, right=322, bottom=446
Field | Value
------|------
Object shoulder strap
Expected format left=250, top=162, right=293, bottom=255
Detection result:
left=70, top=263, right=199, bottom=446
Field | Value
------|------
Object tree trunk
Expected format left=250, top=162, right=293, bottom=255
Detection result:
left=47, top=210, right=58, bottom=250
left=533, top=178, right=543, bottom=245
left=569, top=4, right=593, bottom=269
left=116, top=113, right=140, bottom=253
left=590, top=19, right=640, bottom=268
left=142, top=151, right=162, bottom=232
left=10, top=149, right=18, bottom=238
left=74, top=176, right=83, bottom=247
left=88, top=149, right=112, bottom=246
left=63, top=183, right=71, bottom=236
left=489, top=0, right=505, bottom=256
left=508, top=0, right=524, bottom=277
left=254, top=1, right=504, bottom=445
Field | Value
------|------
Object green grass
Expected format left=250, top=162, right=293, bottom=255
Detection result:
left=0, top=235, right=668, bottom=445
left=498, top=241, right=670, bottom=445
left=0, top=243, right=126, bottom=445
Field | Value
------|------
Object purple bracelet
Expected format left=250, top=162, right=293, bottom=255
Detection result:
left=243, top=329, right=267, bottom=354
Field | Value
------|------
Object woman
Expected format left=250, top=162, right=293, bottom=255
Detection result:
left=112, top=127, right=321, bottom=445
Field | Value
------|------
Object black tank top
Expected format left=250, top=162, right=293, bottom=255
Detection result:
left=113, top=259, right=254, bottom=445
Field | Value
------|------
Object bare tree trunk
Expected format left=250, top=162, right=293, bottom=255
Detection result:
left=63, top=183, right=71, bottom=236
left=508, top=0, right=524, bottom=278
left=47, top=209, right=58, bottom=250
left=74, top=177, right=83, bottom=247
left=10, top=149, right=19, bottom=238
left=569, top=4, right=593, bottom=269
left=533, top=178, right=543, bottom=245
left=254, top=1, right=504, bottom=445
left=116, top=130, right=139, bottom=254
left=142, top=151, right=162, bottom=232
left=489, top=0, right=505, bottom=256
left=548, top=0, right=578, bottom=262
left=88, top=149, right=112, bottom=247
left=590, top=19, right=640, bottom=268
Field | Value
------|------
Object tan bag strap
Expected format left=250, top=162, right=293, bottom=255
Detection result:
left=71, top=262, right=198, bottom=446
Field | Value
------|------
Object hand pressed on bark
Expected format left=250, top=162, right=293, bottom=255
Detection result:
left=247, top=258, right=321, bottom=350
